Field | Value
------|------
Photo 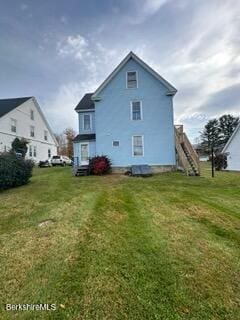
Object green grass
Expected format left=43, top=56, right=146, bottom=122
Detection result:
left=0, top=164, right=240, bottom=319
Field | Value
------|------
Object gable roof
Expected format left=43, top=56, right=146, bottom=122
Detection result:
left=222, top=122, right=240, bottom=153
left=75, top=93, right=94, bottom=111
left=0, top=97, right=32, bottom=118
left=92, top=51, right=177, bottom=99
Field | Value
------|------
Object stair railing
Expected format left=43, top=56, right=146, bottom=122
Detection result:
left=183, top=133, right=200, bottom=175
left=174, top=127, right=190, bottom=175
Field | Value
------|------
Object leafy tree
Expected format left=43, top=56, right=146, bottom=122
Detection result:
left=219, top=114, right=239, bottom=145
left=200, top=119, right=221, bottom=151
left=11, top=138, right=29, bottom=157
left=64, top=128, right=75, bottom=158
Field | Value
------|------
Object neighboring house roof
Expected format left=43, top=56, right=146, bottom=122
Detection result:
left=222, top=122, right=240, bottom=153
left=73, top=134, right=96, bottom=142
left=0, top=97, right=32, bottom=118
left=75, top=93, right=94, bottom=111
left=0, top=96, right=58, bottom=146
left=92, top=51, right=177, bottom=99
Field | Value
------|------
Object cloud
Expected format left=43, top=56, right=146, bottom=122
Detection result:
left=20, top=3, right=28, bottom=11
left=57, top=35, right=89, bottom=61
left=200, top=84, right=240, bottom=114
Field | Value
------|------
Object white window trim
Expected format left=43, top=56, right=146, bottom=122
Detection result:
left=112, top=140, right=120, bottom=147
left=132, top=135, right=144, bottom=157
left=10, top=118, right=17, bottom=133
left=30, top=125, right=35, bottom=137
left=83, top=114, right=92, bottom=131
left=80, top=142, right=89, bottom=162
left=126, top=71, right=138, bottom=89
left=30, top=109, right=34, bottom=120
left=44, top=130, right=48, bottom=141
left=130, top=100, right=143, bottom=120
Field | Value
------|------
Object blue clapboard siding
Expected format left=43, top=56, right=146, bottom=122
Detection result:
left=73, top=140, right=96, bottom=165
left=94, top=58, right=175, bottom=167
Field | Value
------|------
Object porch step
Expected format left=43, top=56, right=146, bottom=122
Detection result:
left=73, top=165, right=90, bottom=176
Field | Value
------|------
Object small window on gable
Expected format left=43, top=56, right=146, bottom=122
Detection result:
left=83, top=114, right=91, bottom=130
left=113, top=140, right=120, bottom=147
left=11, top=119, right=17, bottom=133
left=30, top=126, right=35, bottom=137
left=30, top=109, right=34, bottom=120
left=44, top=130, right=48, bottom=141
left=131, top=101, right=142, bottom=120
left=127, top=71, right=137, bottom=89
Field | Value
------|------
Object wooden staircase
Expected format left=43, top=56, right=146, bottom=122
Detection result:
left=175, top=125, right=200, bottom=176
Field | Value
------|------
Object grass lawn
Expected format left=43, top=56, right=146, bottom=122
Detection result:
left=0, top=164, right=240, bottom=319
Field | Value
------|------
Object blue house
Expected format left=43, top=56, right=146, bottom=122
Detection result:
left=73, top=51, right=199, bottom=174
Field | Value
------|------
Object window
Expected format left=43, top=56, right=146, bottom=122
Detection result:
left=44, top=130, right=48, bottom=141
left=83, top=114, right=91, bottom=130
left=48, top=149, right=51, bottom=158
left=127, top=71, right=137, bottom=89
left=33, top=146, right=37, bottom=157
left=11, top=119, right=17, bottom=133
left=30, top=109, right=34, bottom=120
left=30, top=126, right=35, bottom=137
left=132, top=135, right=144, bottom=156
left=113, top=140, right=120, bottom=147
left=131, top=101, right=142, bottom=120
left=29, top=146, right=32, bottom=157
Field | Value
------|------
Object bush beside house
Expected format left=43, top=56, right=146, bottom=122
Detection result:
left=89, top=156, right=112, bottom=175
left=0, top=152, right=34, bottom=190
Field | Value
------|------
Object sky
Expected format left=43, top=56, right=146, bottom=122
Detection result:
left=0, top=0, right=240, bottom=141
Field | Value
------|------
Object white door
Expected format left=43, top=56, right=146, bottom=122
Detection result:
left=80, top=143, right=89, bottom=165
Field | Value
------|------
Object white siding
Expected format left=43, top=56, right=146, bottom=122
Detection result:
left=0, top=98, right=57, bottom=162
left=224, top=126, right=240, bottom=171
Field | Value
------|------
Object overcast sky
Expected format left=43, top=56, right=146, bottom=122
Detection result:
left=0, top=0, right=239, bottom=141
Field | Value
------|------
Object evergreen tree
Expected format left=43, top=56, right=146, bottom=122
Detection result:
left=219, top=114, right=239, bottom=144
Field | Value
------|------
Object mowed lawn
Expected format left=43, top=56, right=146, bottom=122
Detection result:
left=0, top=165, right=240, bottom=320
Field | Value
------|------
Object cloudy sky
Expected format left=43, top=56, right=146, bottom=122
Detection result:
left=0, top=0, right=240, bottom=141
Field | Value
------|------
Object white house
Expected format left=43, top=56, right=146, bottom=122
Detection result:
left=222, top=122, right=240, bottom=171
left=0, top=97, right=58, bottom=162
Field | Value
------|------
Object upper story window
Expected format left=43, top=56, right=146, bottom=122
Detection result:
left=30, top=109, right=34, bottom=120
left=11, top=119, right=17, bottom=133
left=30, top=126, right=35, bottom=137
left=44, top=130, right=48, bottom=141
left=127, top=71, right=137, bottom=89
left=131, top=101, right=142, bottom=120
left=132, top=135, right=144, bottom=156
left=83, top=114, right=91, bottom=130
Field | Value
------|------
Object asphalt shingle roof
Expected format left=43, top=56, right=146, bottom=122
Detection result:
left=73, top=134, right=96, bottom=142
left=75, top=93, right=94, bottom=111
left=0, top=97, right=32, bottom=118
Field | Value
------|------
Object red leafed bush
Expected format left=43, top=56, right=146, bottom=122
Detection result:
left=89, top=155, right=112, bottom=175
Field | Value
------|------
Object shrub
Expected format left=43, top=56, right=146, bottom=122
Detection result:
left=11, top=137, right=29, bottom=158
left=89, top=155, right=112, bottom=175
left=0, top=152, right=34, bottom=190
left=214, top=153, right=228, bottom=171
